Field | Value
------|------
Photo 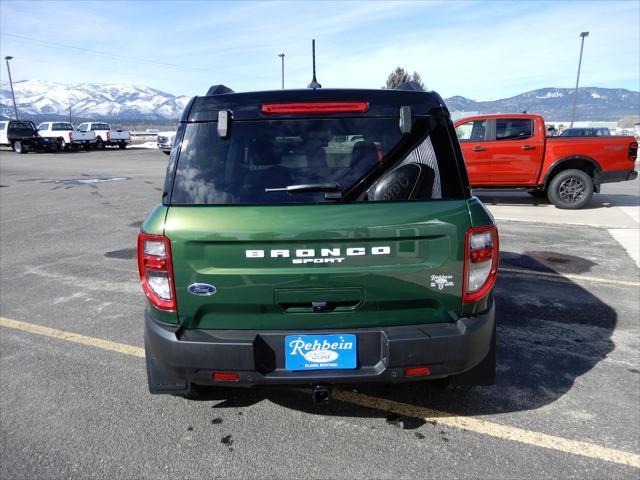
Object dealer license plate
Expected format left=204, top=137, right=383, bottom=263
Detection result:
left=285, top=334, right=357, bottom=371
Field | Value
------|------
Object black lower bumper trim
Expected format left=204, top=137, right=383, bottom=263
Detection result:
left=144, top=300, right=495, bottom=393
left=599, top=169, right=638, bottom=184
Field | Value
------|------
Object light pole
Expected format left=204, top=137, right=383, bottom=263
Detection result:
left=278, top=53, right=285, bottom=89
left=4, top=56, right=19, bottom=120
left=570, top=32, right=589, bottom=128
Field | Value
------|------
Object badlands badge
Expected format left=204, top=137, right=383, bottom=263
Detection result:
left=430, top=274, right=454, bottom=290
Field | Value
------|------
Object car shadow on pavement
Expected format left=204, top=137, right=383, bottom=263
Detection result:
left=187, top=251, right=616, bottom=429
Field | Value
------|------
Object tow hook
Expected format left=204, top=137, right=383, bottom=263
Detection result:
left=311, top=384, right=331, bottom=405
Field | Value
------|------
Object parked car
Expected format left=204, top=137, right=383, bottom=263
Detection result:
left=76, top=122, right=131, bottom=149
left=156, top=129, right=176, bottom=155
left=455, top=114, right=637, bottom=209
left=139, top=84, right=498, bottom=400
left=0, top=120, right=58, bottom=154
left=36, top=122, right=96, bottom=150
left=560, top=127, right=611, bottom=137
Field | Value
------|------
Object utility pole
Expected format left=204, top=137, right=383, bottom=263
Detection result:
left=4, top=56, right=19, bottom=120
left=570, top=32, right=589, bottom=128
left=278, top=53, right=285, bottom=89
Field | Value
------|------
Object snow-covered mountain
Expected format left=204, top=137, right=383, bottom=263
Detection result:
left=1, top=81, right=638, bottom=122
left=445, top=87, right=640, bottom=121
left=0, top=80, right=191, bottom=121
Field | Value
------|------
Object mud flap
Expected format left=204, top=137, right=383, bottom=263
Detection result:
left=145, top=342, right=189, bottom=395
left=449, top=319, right=496, bottom=386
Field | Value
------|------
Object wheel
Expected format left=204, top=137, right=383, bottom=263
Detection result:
left=162, top=150, right=170, bottom=156
left=13, top=141, right=27, bottom=154
left=118, top=143, right=126, bottom=150
left=527, top=190, right=547, bottom=199
left=547, top=169, right=593, bottom=209
left=95, top=137, right=104, bottom=150
left=57, top=138, right=66, bottom=152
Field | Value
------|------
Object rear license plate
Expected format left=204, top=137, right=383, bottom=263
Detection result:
left=285, top=334, right=357, bottom=371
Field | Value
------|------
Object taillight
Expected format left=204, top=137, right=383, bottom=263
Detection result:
left=262, top=102, right=369, bottom=114
left=69, top=131, right=73, bottom=141
left=107, top=131, right=111, bottom=141
left=463, top=225, right=499, bottom=304
left=137, top=232, right=176, bottom=311
left=629, top=142, right=638, bottom=162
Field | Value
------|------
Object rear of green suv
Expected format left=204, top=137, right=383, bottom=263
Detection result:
left=139, top=86, right=498, bottom=396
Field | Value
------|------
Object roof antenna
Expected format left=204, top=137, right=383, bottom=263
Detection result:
left=307, top=39, right=322, bottom=89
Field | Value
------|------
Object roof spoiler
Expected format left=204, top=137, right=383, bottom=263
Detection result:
left=206, top=85, right=234, bottom=96
left=394, top=81, right=425, bottom=92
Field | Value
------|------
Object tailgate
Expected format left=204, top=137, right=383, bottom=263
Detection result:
left=166, top=201, right=470, bottom=330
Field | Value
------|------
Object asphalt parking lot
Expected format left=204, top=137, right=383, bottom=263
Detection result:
left=1, top=148, right=639, bottom=479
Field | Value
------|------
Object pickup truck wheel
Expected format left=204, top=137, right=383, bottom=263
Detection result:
left=13, top=141, right=27, bottom=154
left=57, top=138, right=66, bottom=152
left=548, top=169, right=593, bottom=209
left=95, top=137, right=104, bottom=150
left=118, top=143, right=126, bottom=150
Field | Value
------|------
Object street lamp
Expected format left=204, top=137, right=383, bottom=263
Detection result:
left=4, top=56, right=19, bottom=120
left=278, top=53, right=285, bottom=89
left=570, top=32, right=589, bottom=128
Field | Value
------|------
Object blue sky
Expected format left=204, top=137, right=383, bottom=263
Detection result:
left=0, top=0, right=638, bottom=100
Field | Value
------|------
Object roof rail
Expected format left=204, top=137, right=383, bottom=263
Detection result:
left=206, top=85, right=234, bottom=96
left=394, top=81, right=425, bottom=92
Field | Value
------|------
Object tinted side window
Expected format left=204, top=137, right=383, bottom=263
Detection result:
left=0, top=122, right=7, bottom=130
left=495, top=119, right=533, bottom=140
left=456, top=120, right=487, bottom=142
left=38, top=123, right=49, bottom=131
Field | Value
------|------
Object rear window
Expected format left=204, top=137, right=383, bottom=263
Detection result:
left=169, top=117, right=464, bottom=205
left=91, top=123, right=109, bottom=130
left=495, top=119, right=533, bottom=140
left=52, top=123, right=73, bottom=131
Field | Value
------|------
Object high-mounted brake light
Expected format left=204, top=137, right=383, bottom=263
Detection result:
left=137, top=232, right=176, bottom=311
left=261, top=102, right=369, bottom=114
left=462, top=225, right=499, bottom=304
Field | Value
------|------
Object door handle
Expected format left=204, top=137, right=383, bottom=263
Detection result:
left=521, top=145, right=536, bottom=150
left=472, top=146, right=487, bottom=152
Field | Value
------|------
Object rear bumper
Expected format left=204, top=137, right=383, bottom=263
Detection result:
left=144, top=299, right=495, bottom=393
left=599, top=169, right=638, bottom=184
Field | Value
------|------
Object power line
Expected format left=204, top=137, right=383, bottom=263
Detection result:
left=0, top=32, right=272, bottom=81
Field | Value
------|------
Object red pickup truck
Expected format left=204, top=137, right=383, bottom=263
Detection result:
left=454, top=114, right=638, bottom=208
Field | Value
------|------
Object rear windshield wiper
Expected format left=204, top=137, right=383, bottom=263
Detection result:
left=265, top=183, right=341, bottom=193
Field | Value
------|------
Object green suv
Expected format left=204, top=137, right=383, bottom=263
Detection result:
left=138, top=84, right=498, bottom=398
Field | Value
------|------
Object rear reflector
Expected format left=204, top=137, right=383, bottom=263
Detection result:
left=262, top=102, right=369, bottom=114
left=404, top=367, right=431, bottom=377
left=213, top=372, right=240, bottom=382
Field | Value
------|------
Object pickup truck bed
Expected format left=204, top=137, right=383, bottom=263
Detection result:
left=455, top=114, right=637, bottom=208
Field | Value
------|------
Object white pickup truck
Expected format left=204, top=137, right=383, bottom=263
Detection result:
left=36, top=122, right=96, bottom=150
left=76, top=122, right=131, bottom=149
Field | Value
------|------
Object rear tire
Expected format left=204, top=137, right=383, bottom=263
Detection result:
left=118, top=143, right=126, bottom=150
left=13, top=141, right=27, bottom=154
left=57, top=138, right=66, bottom=152
left=547, top=169, right=593, bottom=209
left=95, top=137, right=104, bottom=150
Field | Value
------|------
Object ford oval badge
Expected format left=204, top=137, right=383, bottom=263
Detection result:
left=187, top=283, right=216, bottom=296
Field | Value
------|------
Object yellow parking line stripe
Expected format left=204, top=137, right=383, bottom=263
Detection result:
left=332, top=390, right=640, bottom=469
left=1, top=315, right=639, bottom=469
left=0, top=317, right=145, bottom=358
left=500, top=267, right=640, bottom=287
